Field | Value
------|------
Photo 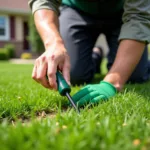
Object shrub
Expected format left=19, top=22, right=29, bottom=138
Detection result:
left=148, top=44, right=150, bottom=51
left=4, top=44, right=15, bottom=58
left=21, top=52, right=32, bottom=59
left=28, top=15, right=44, bottom=54
left=0, top=48, right=9, bottom=60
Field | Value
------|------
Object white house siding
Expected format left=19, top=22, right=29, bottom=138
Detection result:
left=15, top=16, right=23, bottom=41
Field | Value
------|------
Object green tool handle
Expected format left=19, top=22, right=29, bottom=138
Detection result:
left=56, top=71, right=71, bottom=96
left=56, top=71, right=80, bottom=113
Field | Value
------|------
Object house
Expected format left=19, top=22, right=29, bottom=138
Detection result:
left=0, top=0, right=30, bottom=57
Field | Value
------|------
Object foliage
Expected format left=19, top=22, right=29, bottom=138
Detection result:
left=21, top=52, right=32, bottom=59
left=148, top=44, right=150, bottom=52
left=28, top=15, right=44, bottom=54
left=0, top=48, right=9, bottom=60
left=4, top=44, right=15, bottom=58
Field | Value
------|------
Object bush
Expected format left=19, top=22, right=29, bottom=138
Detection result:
left=21, top=52, right=32, bottom=59
left=4, top=44, right=15, bottom=58
left=28, top=15, right=44, bottom=54
left=148, top=44, right=150, bottom=51
left=0, top=48, right=9, bottom=60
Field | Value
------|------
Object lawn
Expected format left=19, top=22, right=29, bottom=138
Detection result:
left=0, top=61, right=150, bottom=150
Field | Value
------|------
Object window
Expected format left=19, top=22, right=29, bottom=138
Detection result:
left=0, top=16, right=10, bottom=40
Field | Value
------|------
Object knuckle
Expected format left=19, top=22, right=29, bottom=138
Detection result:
left=48, top=72, right=54, bottom=78
left=41, top=55, right=46, bottom=61
left=35, top=58, right=39, bottom=64
left=48, top=54, right=56, bottom=61
left=50, top=82, right=54, bottom=87
left=49, top=81, right=54, bottom=88
left=36, top=75, right=42, bottom=80
left=32, top=74, right=36, bottom=79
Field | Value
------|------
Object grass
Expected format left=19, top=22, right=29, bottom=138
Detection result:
left=0, top=61, right=150, bottom=150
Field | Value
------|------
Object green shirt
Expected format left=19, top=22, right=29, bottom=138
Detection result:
left=62, top=0, right=124, bottom=16
left=28, top=0, right=150, bottom=43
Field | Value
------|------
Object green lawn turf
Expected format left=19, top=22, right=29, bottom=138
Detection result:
left=0, top=61, right=150, bottom=150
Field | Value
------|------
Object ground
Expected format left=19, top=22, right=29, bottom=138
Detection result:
left=0, top=61, right=150, bottom=150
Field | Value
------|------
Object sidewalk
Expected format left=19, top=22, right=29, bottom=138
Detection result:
left=9, top=59, right=35, bottom=64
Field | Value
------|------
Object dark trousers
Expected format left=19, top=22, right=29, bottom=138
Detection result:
left=59, top=5, right=150, bottom=84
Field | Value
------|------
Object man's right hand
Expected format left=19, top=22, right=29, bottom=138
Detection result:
left=32, top=41, right=70, bottom=90
left=31, top=9, right=70, bottom=91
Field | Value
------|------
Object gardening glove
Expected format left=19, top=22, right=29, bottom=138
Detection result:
left=72, top=81, right=117, bottom=107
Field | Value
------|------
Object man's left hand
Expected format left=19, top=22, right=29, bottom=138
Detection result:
left=72, top=81, right=117, bottom=107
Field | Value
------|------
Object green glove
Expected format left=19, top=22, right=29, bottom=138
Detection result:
left=72, top=81, right=117, bottom=107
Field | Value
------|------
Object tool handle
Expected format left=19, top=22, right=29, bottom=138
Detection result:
left=56, top=71, right=71, bottom=96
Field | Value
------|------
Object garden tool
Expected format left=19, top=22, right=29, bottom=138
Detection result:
left=56, top=71, right=80, bottom=113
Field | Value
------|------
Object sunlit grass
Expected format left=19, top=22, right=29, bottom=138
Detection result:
left=0, top=62, right=150, bottom=150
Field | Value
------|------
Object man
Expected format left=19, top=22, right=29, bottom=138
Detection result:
left=28, top=0, right=150, bottom=107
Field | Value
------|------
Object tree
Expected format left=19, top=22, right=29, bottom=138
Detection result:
left=28, top=15, right=44, bottom=55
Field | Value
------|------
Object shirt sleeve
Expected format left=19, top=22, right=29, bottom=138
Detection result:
left=28, top=0, right=61, bottom=15
left=119, top=0, right=150, bottom=43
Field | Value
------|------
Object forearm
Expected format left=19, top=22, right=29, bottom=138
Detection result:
left=104, top=40, right=145, bottom=91
left=34, top=9, right=64, bottom=50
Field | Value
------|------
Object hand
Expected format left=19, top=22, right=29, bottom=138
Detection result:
left=32, top=42, right=70, bottom=90
left=72, top=81, right=117, bottom=107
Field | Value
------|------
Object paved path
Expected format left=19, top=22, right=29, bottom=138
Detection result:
left=9, top=38, right=150, bottom=64
left=9, top=59, right=35, bottom=64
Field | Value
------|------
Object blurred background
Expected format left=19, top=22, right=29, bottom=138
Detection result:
left=0, top=0, right=149, bottom=62
left=0, top=0, right=44, bottom=61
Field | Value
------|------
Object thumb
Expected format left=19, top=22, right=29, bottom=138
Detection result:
left=62, top=55, right=71, bottom=85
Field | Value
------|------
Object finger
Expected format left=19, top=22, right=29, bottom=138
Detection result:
left=36, top=59, right=46, bottom=78
left=62, top=55, right=71, bottom=85
left=40, top=77, right=50, bottom=88
left=77, top=91, right=99, bottom=107
left=72, top=87, right=93, bottom=103
left=90, top=95, right=107, bottom=104
left=32, top=65, right=38, bottom=82
left=58, top=63, right=63, bottom=71
left=37, top=63, right=50, bottom=88
left=47, top=60, right=57, bottom=90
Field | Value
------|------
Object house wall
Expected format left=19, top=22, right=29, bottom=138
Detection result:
left=0, top=13, right=29, bottom=58
left=0, top=41, right=23, bottom=57
left=15, top=17, right=24, bottom=41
